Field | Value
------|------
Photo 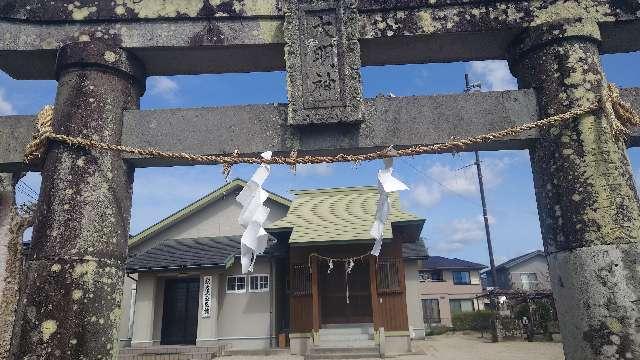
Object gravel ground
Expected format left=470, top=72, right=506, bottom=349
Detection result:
left=414, top=332, right=565, bottom=360
left=220, top=333, right=565, bottom=359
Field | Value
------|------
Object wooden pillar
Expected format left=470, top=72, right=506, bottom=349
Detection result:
left=16, top=41, right=145, bottom=359
left=509, top=18, right=640, bottom=360
left=311, top=255, right=320, bottom=335
left=393, top=240, right=409, bottom=331
left=368, top=255, right=380, bottom=330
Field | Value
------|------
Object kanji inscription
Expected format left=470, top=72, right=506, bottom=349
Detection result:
left=284, top=0, right=362, bottom=125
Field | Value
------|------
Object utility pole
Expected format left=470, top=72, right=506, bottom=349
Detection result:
left=465, top=74, right=499, bottom=343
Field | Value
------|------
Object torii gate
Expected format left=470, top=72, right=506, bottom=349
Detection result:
left=0, top=1, right=639, bottom=359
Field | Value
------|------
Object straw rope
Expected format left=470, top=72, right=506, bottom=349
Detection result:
left=24, top=84, right=640, bottom=167
left=308, top=252, right=371, bottom=273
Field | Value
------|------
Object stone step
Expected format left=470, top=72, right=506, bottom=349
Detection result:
left=119, top=352, right=216, bottom=360
left=306, top=353, right=381, bottom=360
left=311, top=346, right=378, bottom=353
left=318, top=334, right=372, bottom=342
left=118, top=345, right=222, bottom=359
left=319, top=327, right=372, bottom=335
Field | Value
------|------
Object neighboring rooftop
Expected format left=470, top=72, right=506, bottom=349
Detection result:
left=267, top=186, right=424, bottom=244
left=494, top=250, right=545, bottom=270
left=128, top=178, right=291, bottom=248
left=422, top=256, right=486, bottom=270
left=402, top=240, right=429, bottom=260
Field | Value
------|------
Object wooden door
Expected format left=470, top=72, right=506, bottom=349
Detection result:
left=161, top=278, right=200, bottom=345
left=319, top=259, right=373, bottom=324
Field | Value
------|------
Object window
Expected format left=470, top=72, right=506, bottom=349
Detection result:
left=452, top=271, right=471, bottom=285
left=377, top=258, right=401, bottom=293
left=226, top=275, right=246, bottom=293
left=519, top=272, right=539, bottom=290
left=422, top=299, right=441, bottom=324
left=418, top=270, right=444, bottom=282
left=249, top=274, right=270, bottom=292
left=290, top=263, right=311, bottom=296
left=450, top=299, right=475, bottom=314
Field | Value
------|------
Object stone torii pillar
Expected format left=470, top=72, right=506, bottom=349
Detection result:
left=15, top=42, right=145, bottom=359
left=509, top=19, right=640, bottom=360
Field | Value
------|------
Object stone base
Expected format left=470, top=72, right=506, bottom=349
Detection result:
left=289, top=333, right=312, bottom=355
left=217, top=337, right=272, bottom=351
left=383, top=332, right=411, bottom=355
left=130, top=340, right=160, bottom=348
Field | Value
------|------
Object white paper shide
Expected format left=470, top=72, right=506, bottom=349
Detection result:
left=236, top=151, right=273, bottom=273
left=370, top=156, right=409, bottom=256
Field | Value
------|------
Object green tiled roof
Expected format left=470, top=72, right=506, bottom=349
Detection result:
left=267, top=186, right=424, bottom=244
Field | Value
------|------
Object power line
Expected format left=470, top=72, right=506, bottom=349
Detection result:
left=396, top=157, right=483, bottom=208
left=18, top=181, right=39, bottom=197
left=397, top=156, right=540, bottom=218
left=15, top=184, right=38, bottom=202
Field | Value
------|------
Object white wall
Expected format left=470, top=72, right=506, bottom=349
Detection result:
left=131, top=193, right=289, bottom=255
left=507, top=254, right=551, bottom=290
left=216, top=259, right=273, bottom=349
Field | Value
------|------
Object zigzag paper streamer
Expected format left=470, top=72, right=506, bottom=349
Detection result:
left=236, top=151, right=272, bottom=273
left=370, top=156, right=409, bottom=256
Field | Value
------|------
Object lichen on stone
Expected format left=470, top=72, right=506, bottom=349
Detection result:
left=41, top=319, right=58, bottom=341
left=114, top=0, right=204, bottom=18
left=66, top=4, right=98, bottom=21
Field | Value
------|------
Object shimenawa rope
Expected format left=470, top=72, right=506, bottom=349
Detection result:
left=24, top=84, right=640, bottom=167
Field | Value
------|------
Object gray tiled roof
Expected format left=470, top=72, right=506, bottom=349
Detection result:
left=126, top=236, right=242, bottom=272
left=422, top=256, right=486, bottom=270
left=495, top=250, right=545, bottom=270
left=127, top=236, right=429, bottom=272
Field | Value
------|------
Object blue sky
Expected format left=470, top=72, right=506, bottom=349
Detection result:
left=6, top=51, right=640, bottom=266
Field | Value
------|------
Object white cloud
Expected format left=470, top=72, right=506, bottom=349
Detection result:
left=296, top=163, right=333, bottom=177
left=411, top=183, right=442, bottom=208
left=148, top=76, right=179, bottom=100
left=0, top=88, right=15, bottom=115
left=467, top=60, right=517, bottom=91
left=408, top=158, right=511, bottom=208
left=432, top=215, right=496, bottom=254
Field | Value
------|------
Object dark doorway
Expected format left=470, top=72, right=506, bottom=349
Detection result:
left=319, top=259, right=373, bottom=324
left=161, top=278, right=200, bottom=345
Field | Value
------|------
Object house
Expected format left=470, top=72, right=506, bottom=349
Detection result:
left=118, top=179, right=291, bottom=352
left=117, top=180, right=428, bottom=356
left=413, top=256, right=486, bottom=329
left=482, top=250, right=550, bottom=291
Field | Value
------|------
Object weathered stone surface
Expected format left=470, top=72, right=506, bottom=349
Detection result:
left=510, top=18, right=640, bottom=360
left=4, top=87, right=640, bottom=171
left=1, top=88, right=543, bottom=170
left=2, top=1, right=640, bottom=78
left=17, top=259, right=125, bottom=359
left=548, top=244, right=640, bottom=360
left=0, top=173, right=28, bottom=360
left=16, top=41, right=144, bottom=359
left=284, top=0, right=362, bottom=125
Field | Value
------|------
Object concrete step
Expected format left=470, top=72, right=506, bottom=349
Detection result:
left=319, top=327, right=372, bottom=336
left=317, top=339, right=376, bottom=348
left=307, top=342, right=380, bottom=360
left=311, top=346, right=378, bottom=354
left=306, top=353, right=380, bottom=359
left=119, top=346, right=220, bottom=355
left=318, top=334, right=372, bottom=342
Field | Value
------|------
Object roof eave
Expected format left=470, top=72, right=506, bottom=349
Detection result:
left=129, top=179, right=291, bottom=248
left=127, top=263, right=226, bottom=274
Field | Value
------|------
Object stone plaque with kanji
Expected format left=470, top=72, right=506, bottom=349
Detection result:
left=284, top=0, right=363, bottom=126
